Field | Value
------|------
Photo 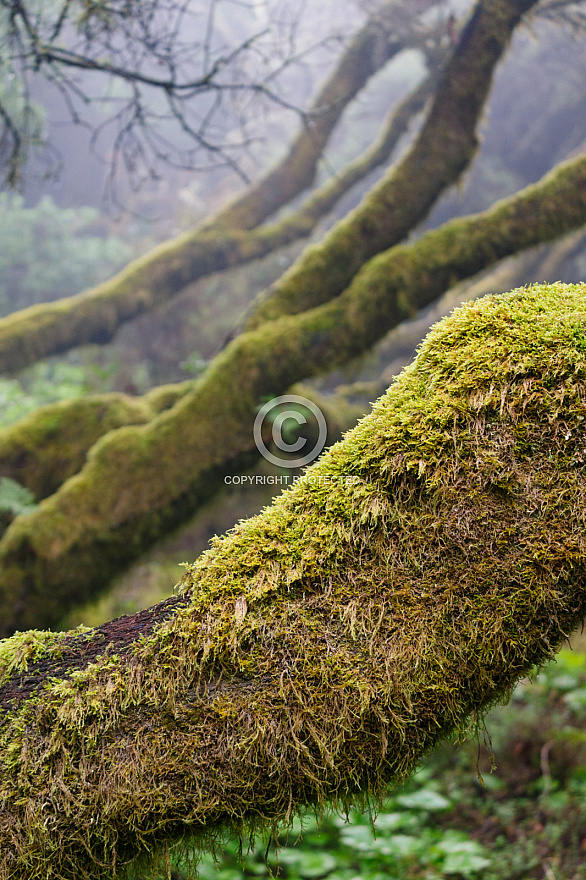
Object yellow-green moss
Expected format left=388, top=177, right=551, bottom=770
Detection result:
left=1, top=283, right=586, bottom=879
left=0, top=628, right=88, bottom=686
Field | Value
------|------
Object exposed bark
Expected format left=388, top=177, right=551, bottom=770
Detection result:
left=1, top=282, right=586, bottom=880
left=1, top=152, right=585, bottom=636
left=0, top=2, right=437, bottom=376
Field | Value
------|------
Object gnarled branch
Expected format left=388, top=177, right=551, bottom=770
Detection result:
left=1, top=282, right=586, bottom=879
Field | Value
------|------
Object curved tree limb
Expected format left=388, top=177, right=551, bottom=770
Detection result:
left=1, top=151, right=585, bottom=635
left=1, top=282, right=586, bottom=879
left=0, top=385, right=188, bottom=502
left=0, top=1, right=438, bottom=376
left=211, top=0, right=441, bottom=232
left=0, top=379, right=353, bottom=509
left=241, top=0, right=540, bottom=329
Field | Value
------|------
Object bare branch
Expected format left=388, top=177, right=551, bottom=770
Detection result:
left=0, top=0, right=343, bottom=188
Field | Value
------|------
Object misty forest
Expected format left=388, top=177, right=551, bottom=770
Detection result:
left=2, top=0, right=586, bottom=877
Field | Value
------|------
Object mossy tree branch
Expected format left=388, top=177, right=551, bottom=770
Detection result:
left=242, top=0, right=540, bottom=329
left=0, top=382, right=352, bottom=510
left=0, top=386, right=188, bottom=502
left=0, top=0, right=533, bottom=375
left=0, top=1, right=438, bottom=376
left=211, top=0, right=441, bottom=232
left=1, top=152, right=585, bottom=636
left=1, top=283, right=586, bottom=880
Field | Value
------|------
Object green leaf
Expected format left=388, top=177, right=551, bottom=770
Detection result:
left=442, top=851, right=492, bottom=875
left=551, top=674, right=581, bottom=691
left=437, top=832, right=483, bottom=854
left=396, top=789, right=451, bottom=811
left=436, top=832, right=492, bottom=875
left=339, top=826, right=375, bottom=851
left=372, top=811, right=412, bottom=831
left=376, top=834, right=421, bottom=857
left=0, top=477, right=38, bottom=516
left=563, top=687, right=586, bottom=710
left=275, top=849, right=338, bottom=877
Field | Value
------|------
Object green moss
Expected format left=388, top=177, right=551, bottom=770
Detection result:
left=2, top=149, right=586, bottom=639
left=0, top=394, right=156, bottom=499
left=1, top=283, right=586, bottom=879
left=0, top=627, right=89, bottom=686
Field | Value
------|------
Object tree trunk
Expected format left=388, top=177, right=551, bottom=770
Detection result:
left=1, top=281, right=586, bottom=880
left=1, top=153, right=585, bottom=635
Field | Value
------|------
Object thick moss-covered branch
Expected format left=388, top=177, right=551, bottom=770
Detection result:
left=0, top=381, right=352, bottom=509
left=2, top=283, right=586, bottom=880
left=0, top=2, right=436, bottom=376
left=0, top=386, right=188, bottom=502
left=243, top=0, right=540, bottom=329
left=1, top=153, right=585, bottom=635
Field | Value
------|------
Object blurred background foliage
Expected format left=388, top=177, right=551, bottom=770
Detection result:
left=0, top=195, right=133, bottom=317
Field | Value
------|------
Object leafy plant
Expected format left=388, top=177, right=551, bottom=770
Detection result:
left=0, top=477, right=37, bottom=516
